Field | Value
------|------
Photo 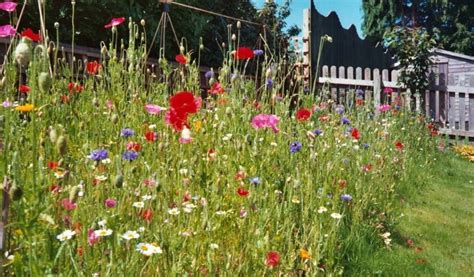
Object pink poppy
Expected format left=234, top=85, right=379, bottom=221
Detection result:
left=208, top=82, right=224, bottom=95
left=383, top=87, right=394, bottom=94
left=88, top=229, right=99, bottom=246
left=61, top=199, right=77, bottom=211
left=0, top=24, right=15, bottom=37
left=105, top=17, right=125, bottom=29
left=145, top=104, right=164, bottom=115
left=251, top=114, right=280, bottom=133
left=0, top=2, right=17, bottom=13
left=378, top=104, right=391, bottom=113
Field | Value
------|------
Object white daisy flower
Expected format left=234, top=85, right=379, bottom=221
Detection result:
left=142, top=195, right=154, bottom=201
left=132, top=202, right=145, bottom=208
left=330, top=213, right=342, bottom=219
left=317, top=206, right=328, bottom=214
left=210, top=243, right=219, bottom=249
left=95, top=175, right=108, bottom=181
left=94, top=229, right=113, bottom=237
left=136, top=243, right=162, bottom=256
left=121, top=231, right=140, bottom=241
left=167, top=208, right=180, bottom=215
left=98, top=219, right=107, bottom=227
left=57, top=230, right=76, bottom=241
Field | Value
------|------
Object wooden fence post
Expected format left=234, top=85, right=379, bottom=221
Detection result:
left=405, top=88, right=412, bottom=112
left=374, top=73, right=381, bottom=116
left=415, top=93, right=421, bottom=113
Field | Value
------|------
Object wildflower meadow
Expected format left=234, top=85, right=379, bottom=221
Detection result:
left=0, top=3, right=443, bottom=276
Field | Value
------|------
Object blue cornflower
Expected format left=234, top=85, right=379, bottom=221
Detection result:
left=363, top=143, right=370, bottom=149
left=313, top=129, right=323, bottom=136
left=266, top=79, right=273, bottom=89
left=89, top=149, right=108, bottom=161
left=356, top=89, right=365, bottom=97
left=205, top=70, right=214, bottom=79
left=341, top=117, right=351, bottom=125
left=250, top=177, right=261, bottom=185
left=340, top=194, right=352, bottom=202
left=303, top=87, right=310, bottom=94
left=253, top=49, right=264, bottom=56
left=122, top=150, right=139, bottom=161
left=335, top=105, right=345, bottom=114
left=289, top=141, right=302, bottom=154
left=121, top=128, right=135, bottom=138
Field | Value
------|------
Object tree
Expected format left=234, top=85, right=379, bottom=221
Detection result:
left=362, top=0, right=474, bottom=56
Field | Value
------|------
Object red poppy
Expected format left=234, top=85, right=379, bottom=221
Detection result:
left=61, top=95, right=70, bottom=103
left=68, top=82, right=83, bottom=93
left=253, top=101, right=261, bottom=110
left=166, top=92, right=201, bottom=131
left=235, top=47, right=254, bottom=60
left=338, top=179, right=347, bottom=189
left=86, top=61, right=101, bottom=75
left=141, top=208, right=153, bottom=222
left=351, top=128, right=360, bottom=140
left=49, top=184, right=61, bottom=194
left=48, top=161, right=59, bottom=170
left=77, top=247, right=84, bottom=257
left=21, top=28, right=41, bottom=42
left=407, top=239, right=415, bottom=248
left=126, top=141, right=142, bottom=152
left=208, top=82, right=224, bottom=95
left=145, top=131, right=157, bottom=142
left=296, top=108, right=312, bottom=121
left=395, top=141, right=404, bottom=151
left=175, top=54, right=187, bottom=65
left=362, top=164, right=372, bottom=172
left=356, top=98, right=364, bottom=106
left=19, top=85, right=30, bottom=94
left=237, top=187, right=249, bottom=197
left=265, top=251, right=280, bottom=267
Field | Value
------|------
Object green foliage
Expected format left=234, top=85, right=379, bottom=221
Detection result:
left=362, top=0, right=474, bottom=56
left=384, top=27, right=437, bottom=94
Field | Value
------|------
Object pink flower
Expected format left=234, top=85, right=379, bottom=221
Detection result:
left=251, top=114, right=280, bottom=133
left=104, top=198, right=117, bottom=208
left=0, top=24, right=16, bottom=37
left=0, top=2, right=17, bottom=13
left=383, top=87, right=394, bottom=94
left=145, top=104, right=164, bottom=115
left=378, top=104, right=391, bottom=113
left=88, top=229, right=99, bottom=246
left=104, top=17, right=125, bottom=29
left=61, top=199, right=77, bottom=211
left=106, top=99, right=114, bottom=109
left=179, top=127, right=193, bottom=144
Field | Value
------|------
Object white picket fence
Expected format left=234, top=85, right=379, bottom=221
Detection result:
left=318, top=65, right=474, bottom=139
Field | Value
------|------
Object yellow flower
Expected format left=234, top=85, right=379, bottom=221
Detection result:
left=300, top=249, right=311, bottom=260
left=193, top=120, right=202, bottom=133
left=453, top=145, right=474, bottom=162
left=15, top=104, right=34, bottom=112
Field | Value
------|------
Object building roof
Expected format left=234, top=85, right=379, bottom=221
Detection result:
left=434, top=49, right=474, bottom=62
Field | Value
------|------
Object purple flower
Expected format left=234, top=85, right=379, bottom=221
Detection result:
left=340, top=194, right=352, bottom=202
left=266, top=79, right=273, bottom=89
left=122, top=150, right=138, bottom=161
left=0, top=24, right=16, bottom=38
left=341, top=117, right=351, bottom=125
left=335, top=105, right=345, bottom=114
left=205, top=70, right=214, bottom=79
left=253, top=49, right=264, bottom=56
left=104, top=198, right=117, bottom=208
left=120, top=128, right=135, bottom=138
left=356, top=89, right=364, bottom=97
left=250, top=177, right=261, bottom=185
left=2, top=100, right=12, bottom=108
left=363, top=143, right=370, bottom=149
left=89, top=149, right=108, bottom=161
left=303, top=87, right=310, bottom=94
left=289, top=141, right=302, bottom=153
left=313, top=129, right=323, bottom=136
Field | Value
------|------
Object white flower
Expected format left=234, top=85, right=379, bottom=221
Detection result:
left=98, top=219, right=107, bottom=227
left=101, top=158, right=111, bottom=164
left=136, top=243, right=162, bottom=256
left=95, top=175, right=108, bottom=181
left=167, top=208, right=180, bottom=215
left=94, top=229, right=113, bottom=237
left=54, top=171, right=67, bottom=179
left=138, top=227, right=145, bottom=233
left=270, top=142, right=278, bottom=147
left=142, top=195, right=154, bottom=201
left=183, top=207, right=193, bottom=213
left=381, top=232, right=391, bottom=239
left=215, top=211, right=227, bottom=216
left=132, top=202, right=145, bottom=208
left=317, top=206, right=328, bottom=214
left=210, top=243, right=219, bottom=249
left=183, top=203, right=197, bottom=209
left=330, top=213, right=342, bottom=219
left=121, top=231, right=140, bottom=241
left=179, top=168, right=188, bottom=175
left=57, top=230, right=76, bottom=241
left=148, top=124, right=157, bottom=129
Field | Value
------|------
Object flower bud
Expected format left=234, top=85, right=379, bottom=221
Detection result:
left=265, top=68, right=272, bottom=79
left=48, top=126, right=57, bottom=143
left=54, top=22, right=60, bottom=29
left=38, top=72, right=52, bottom=93
left=111, top=114, right=119, bottom=124
left=237, top=21, right=241, bottom=29
left=9, top=184, right=23, bottom=201
left=140, top=19, right=146, bottom=26
left=56, top=135, right=67, bottom=156
left=69, top=185, right=80, bottom=203
left=14, top=38, right=32, bottom=67
left=231, top=34, right=236, bottom=41
left=114, top=175, right=124, bottom=188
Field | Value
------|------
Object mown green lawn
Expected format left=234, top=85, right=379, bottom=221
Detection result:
left=349, top=150, right=473, bottom=276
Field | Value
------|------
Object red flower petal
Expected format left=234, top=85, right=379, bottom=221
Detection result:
left=105, top=17, right=125, bottom=29
left=19, top=85, right=30, bottom=93
left=296, top=108, right=312, bottom=121
left=266, top=251, right=280, bottom=267
left=175, top=54, right=187, bottom=65
left=235, top=47, right=254, bottom=60
left=21, top=28, right=41, bottom=42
